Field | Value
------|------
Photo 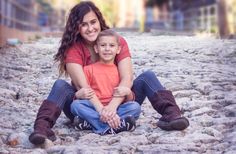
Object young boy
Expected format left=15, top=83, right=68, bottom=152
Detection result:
left=70, top=29, right=141, bottom=135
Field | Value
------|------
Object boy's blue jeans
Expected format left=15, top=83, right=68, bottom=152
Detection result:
left=46, top=70, right=164, bottom=121
left=70, top=100, right=141, bottom=134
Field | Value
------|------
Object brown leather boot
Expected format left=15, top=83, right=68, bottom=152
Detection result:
left=150, top=90, right=189, bottom=131
left=29, top=100, right=61, bottom=145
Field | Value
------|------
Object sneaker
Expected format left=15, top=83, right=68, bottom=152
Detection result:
left=103, top=116, right=136, bottom=135
left=73, top=116, right=92, bottom=130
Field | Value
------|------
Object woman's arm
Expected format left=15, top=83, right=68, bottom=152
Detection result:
left=66, top=63, right=88, bottom=89
left=118, top=57, right=133, bottom=88
left=67, top=63, right=104, bottom=110
left=66, top=63, right=94, bottom=99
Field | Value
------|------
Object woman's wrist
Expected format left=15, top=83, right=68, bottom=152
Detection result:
left=125, top=91, right=135, bottom=101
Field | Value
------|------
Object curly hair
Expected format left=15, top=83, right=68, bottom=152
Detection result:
left=54, top=1, right=109, bottom=76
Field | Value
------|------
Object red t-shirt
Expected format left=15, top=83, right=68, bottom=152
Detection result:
left=65, top=36, right=131, bottom=66
left=84, top=62, right=119, bottom=106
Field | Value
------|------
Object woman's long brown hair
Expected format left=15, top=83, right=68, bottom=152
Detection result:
left=54, top=1, right=109, bottom=76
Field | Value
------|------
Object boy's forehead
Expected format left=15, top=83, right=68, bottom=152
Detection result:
left=99, top=35, right=116, bottom=39
left=98, top=36, right=118, bottom=42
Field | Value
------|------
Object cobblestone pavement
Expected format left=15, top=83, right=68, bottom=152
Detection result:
left=0, top=33, right=236, bottom=153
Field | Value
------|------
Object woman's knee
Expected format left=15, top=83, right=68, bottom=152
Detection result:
left=53, top=79, right=70, bottom=90
left=140, top=70, right=156, bottom=79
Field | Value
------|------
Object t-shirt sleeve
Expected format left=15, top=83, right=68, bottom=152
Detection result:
left=115, top=36, right=131, bottom=63
left=65, top=44, right=83, bottom=65
left=83, top=66, right=92, bottom=85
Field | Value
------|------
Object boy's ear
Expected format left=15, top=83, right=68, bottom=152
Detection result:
left=94, top=45, right=99, bottom=53
left=116, top=46, right=121, bottom=54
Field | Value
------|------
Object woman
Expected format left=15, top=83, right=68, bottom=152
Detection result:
left=29, top=1, right=189, bottom=145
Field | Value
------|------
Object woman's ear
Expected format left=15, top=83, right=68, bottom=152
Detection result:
left=94, top=45, right=99, bottom=53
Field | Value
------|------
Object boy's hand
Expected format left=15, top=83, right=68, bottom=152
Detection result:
left=99, top=106, right=120, bottom=128
left=107, top=114, right=120, bottom=129
left=99, top=107, right=115, bottom=122
left=113, top=86, right=131, bottom=97
left=75, top=87, right=94, bottom=99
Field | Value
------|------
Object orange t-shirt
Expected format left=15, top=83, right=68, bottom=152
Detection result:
left=84, top=62, right=120, bottom=106
left=65, top=36, right=131, bottom=66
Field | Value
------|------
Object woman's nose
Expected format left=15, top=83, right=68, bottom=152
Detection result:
left=88, top=24, right=93, bottom=31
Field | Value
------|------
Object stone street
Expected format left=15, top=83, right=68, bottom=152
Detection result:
left=0, top=32, right=236, bottom=153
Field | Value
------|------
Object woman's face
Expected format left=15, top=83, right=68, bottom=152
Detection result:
left=79, top=11, right=101, bottom=44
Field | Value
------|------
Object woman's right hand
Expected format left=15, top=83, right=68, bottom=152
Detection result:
left=113, top=86, right=131, bottom=97
left=75, top=87, right=95, bottom=99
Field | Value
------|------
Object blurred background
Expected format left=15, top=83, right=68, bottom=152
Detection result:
left=0, top=0, right=236, bottom=46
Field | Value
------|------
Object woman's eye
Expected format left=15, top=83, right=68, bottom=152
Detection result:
left=81, top=23, right=87, bottom=27
left=91, top=20, right=96, bottom=25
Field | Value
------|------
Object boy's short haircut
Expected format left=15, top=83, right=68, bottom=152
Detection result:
left=96, top=29, right=120, bottom=45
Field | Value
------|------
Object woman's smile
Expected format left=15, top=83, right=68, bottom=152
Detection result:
left=79, top=11, right=101, bottom=44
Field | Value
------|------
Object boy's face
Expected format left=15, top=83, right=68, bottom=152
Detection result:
left=94, top=36, right=120, bottom=63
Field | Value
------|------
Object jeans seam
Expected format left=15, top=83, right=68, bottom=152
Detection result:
left=136, top=77, right=156, bottom=94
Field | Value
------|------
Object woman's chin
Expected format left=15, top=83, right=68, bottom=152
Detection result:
left=85, top=37, right=97, bottom=44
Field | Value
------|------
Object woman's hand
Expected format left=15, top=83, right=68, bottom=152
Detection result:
left=113, top=86, right=131, bottom=97
left=75, top=87, right=94, bottom=99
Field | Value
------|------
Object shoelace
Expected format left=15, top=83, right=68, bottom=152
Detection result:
left=83, top=120, right=91, bottom=129
left=74, top=117, right=92, bottom=130
left=108, top=128, right=116, bottom=134
left=104, top=121, right=125, bottom=135
left=102, top=118, right=135, bottom=135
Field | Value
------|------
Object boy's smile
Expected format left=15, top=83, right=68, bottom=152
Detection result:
left=95, top=36, right=120, bottom=64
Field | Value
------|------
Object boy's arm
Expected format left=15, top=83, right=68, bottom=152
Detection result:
left=84, top=66, right=104, bottom=113
left=89, top=94, right=104, bottom=114
left=104, top=57, right=133, bottom=112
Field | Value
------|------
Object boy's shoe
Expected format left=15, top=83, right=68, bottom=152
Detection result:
left=73, top=116, right=92, bottom=130
left=103, top=116, right=136, bottom=135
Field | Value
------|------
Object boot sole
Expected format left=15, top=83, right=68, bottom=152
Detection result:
left=29, top=133, right=46, bottom=145
left=157, top=117, right=189, bottom=131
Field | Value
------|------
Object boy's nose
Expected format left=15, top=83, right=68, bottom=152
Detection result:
left=105, top=46, right=110, bottom=50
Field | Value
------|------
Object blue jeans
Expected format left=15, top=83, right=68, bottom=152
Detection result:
left=70, top=100, right=141, bottom=134
left=47, top=79, right=77, bottom=121
left=46, top=70, right=164, bottom=121
left=132, top=70, right=165, bottom=105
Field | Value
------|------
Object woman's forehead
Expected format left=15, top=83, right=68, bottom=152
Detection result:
left=82, top=11, right=98, bottom=22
